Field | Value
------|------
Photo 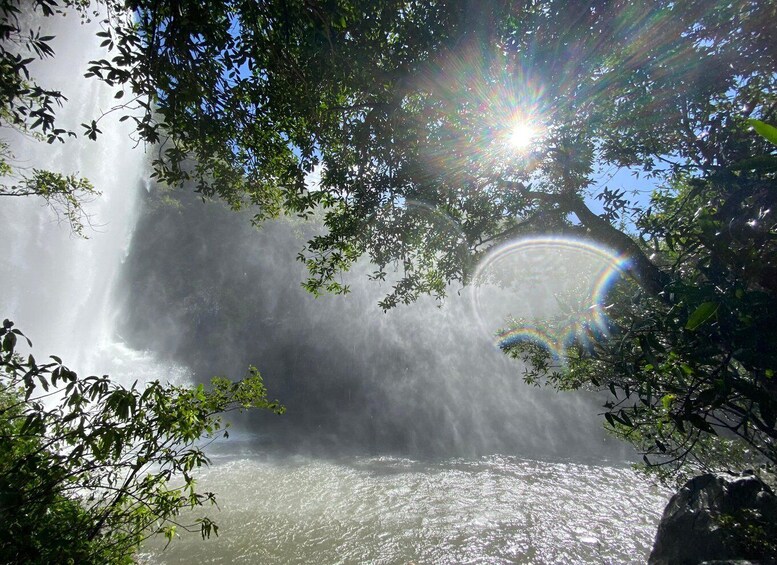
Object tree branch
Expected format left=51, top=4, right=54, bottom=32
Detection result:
left=561, top=194, right=672, bottom=300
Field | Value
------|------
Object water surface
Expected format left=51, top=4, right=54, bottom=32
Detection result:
left=139, top=454, right=668, bottom=564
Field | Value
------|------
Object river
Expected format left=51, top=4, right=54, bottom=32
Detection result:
left=138, top=453, right=667, bottom=564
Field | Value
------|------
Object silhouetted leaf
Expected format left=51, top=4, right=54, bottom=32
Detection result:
left=686, top=302, right=718, bottom=330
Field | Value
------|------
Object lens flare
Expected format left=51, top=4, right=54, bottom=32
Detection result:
left=505, top=119, right=539, bottom=151
left=414, top=47, right=548, bottom=181
left=471, top=236, right=631, bottom=358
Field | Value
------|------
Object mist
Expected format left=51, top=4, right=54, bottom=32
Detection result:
left=114, top=186, right=631, bottom=461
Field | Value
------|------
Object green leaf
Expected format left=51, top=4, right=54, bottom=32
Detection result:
left=685, top=302, right=719, bottom=330
left=748, top=119, right=777, bottom=146
left=730, top=155, right=777, bottom=172
left=696, top=388, right=717, bottom=405
left=3, top=331, right=17, bottom=352
left=687, top=414, right=716, bottom=435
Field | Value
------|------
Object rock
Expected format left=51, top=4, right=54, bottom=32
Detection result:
left=649, top=473, right=777, bottom=565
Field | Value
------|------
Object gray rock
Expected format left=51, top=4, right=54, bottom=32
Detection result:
left=649, top=473, right=777, bottom=565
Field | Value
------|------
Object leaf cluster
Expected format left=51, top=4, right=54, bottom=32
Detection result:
left=70, top=0, right=774, bottom=309
left=0, top=320, right=284, bottom=563
left=504, top=137, right=777, bottom=480
left=0, top=0, right=103, bottom=235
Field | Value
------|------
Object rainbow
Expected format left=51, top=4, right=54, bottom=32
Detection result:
left=472, top=236, right=632, bottom=357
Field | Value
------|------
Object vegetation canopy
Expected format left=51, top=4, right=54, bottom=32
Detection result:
left=0, top=320, right=284, bottom=563
left=1, top=0, right=776, bottom=504
left=85, top=0, right=776, bottom=480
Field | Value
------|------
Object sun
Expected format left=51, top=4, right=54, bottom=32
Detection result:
left=505, top=119, right=539, bottom=151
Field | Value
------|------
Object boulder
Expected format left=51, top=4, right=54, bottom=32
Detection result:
left=649, top=473, right=777, bottom=565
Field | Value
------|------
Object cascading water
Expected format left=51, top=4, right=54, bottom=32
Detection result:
left=121, top=175, right=671, bottom=564
left=0, top=9, right=189, bottom=386
left=1, top=10, right=671, bottom=564
left=0, top=9, right=147, bottom=375
left=116, top=190, right=637, bottom=460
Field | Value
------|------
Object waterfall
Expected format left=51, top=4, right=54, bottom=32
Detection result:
left=117, top=190, right=634, bottom=460
left=0, top=9, right=150, bottom=378
left=0, top=11, right=670, bottom=564
left=0, top=7, right=632, bottom=461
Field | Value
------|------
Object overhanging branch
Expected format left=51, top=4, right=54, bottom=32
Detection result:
left=501, top=182, right=672, bottom=300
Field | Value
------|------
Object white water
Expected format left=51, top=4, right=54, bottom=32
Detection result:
left=138, top=455, right=669, bottom=564
left=0, top=10, right=671, bottom=564
left=0, top=10, right=183, bottom=383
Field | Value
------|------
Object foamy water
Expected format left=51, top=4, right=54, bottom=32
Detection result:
left=139, top=454, right=668, bottom=564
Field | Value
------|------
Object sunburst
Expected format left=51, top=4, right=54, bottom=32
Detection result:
left=505, top=119, right=539, bottom=152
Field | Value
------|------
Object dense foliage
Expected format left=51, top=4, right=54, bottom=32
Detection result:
left=512, top=138, right=777, bottom=480
left=2, top=0, right=776, bottom=481
left=84, top=0, right=774, bottom=302
left=88, top=0, right=777, bottom=478
left=0, top=320, right=284, bottom=563
left=611, top=128, right=777, bottom=479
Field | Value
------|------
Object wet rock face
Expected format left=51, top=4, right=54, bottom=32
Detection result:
left=649, top=474, right=777, bottom=565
